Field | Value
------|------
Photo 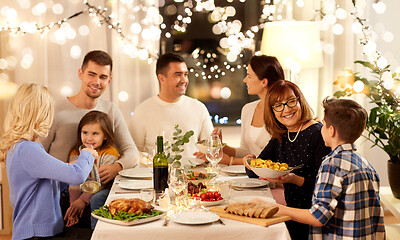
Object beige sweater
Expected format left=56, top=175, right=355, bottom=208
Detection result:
left=41, top=97, right=139, bottom=169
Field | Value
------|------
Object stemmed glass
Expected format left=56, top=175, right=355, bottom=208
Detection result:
left=79, top=144, right=101, bottom=194
left=168, top=167, right=188, bottom=207
left=206, top=135, right=223, bottom=174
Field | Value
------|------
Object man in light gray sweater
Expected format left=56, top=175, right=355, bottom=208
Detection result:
left=41, top=50, right=140, bottom=227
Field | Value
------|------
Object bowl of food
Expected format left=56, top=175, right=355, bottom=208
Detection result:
left=247, top=158, right=294, bottom=179
left=185, top=170, right=216, bottom=185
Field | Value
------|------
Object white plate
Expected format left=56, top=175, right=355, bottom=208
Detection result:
left=231, top=195, right=276, bottom=203
left=199, top=199, right=225, bottom=207
left=119, top=168, right=152, bottom=178
left=171, top=211, right=219, bottom=225
left=230, top=178, right=269, bottom=188
left=118, top=180, right=153, bottom=190
left=91, top=211, right=165, bottom=226
left=220, top=165, right=246, bottom=175
left=181, top=158, right=205, bottom=167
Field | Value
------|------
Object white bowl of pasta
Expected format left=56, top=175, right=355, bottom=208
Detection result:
left=246, top=158, right=293, bottom=179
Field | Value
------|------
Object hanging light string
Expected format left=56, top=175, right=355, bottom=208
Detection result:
left=317, top=0, right=399, bottom=105
left=0, top=0, right=158, bottom=60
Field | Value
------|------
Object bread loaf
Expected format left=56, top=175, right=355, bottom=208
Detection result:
left=224, top=202, right=278, bottom=219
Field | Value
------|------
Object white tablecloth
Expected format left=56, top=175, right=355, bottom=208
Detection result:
left=91, top=165, right=291, bottom=240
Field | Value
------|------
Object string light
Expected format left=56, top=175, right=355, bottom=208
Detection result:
left=0, top=1, right=159, bottom=61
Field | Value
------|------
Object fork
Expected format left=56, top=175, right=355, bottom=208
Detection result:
left=163, top=216, right=170, bottom=226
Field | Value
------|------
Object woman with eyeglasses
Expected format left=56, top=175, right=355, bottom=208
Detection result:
left=211, top=55, right=284, bottom=166
left=244, top=80, right=331, bottom=240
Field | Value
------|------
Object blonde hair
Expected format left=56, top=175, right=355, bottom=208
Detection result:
left=0, top=83, right=54, bottom=163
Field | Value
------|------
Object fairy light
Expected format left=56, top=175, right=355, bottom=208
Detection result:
left=0, top=1, right=159, bottom=60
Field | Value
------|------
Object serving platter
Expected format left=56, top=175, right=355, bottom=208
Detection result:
left=91, top=211, right=165, bottom=226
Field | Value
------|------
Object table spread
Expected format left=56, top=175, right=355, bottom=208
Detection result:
left=91, top=164, right=291, bottom=240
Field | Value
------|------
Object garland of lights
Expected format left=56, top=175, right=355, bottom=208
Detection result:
left=0, top=0, right=158, bottom=60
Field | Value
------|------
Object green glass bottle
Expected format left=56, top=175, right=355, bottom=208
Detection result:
left=153, top=136, right=168, bottom=192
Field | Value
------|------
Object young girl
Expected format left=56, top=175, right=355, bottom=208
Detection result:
left=0, top=83, right=97, bottom=240
left=64, top=110, right=119, bottom=228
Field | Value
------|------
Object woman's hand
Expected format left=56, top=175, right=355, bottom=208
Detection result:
left=243, top=154, right=256, bottom=170
left=83, top=148, right=99, bottom=165
left=259, top=173, right=304, bottom=186
left=64, top=198, right=86, bottom=227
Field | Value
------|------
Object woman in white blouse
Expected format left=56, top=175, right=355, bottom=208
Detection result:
left=218, top=55, right=285, bottom=165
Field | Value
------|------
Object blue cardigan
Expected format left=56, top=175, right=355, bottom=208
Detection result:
left=6, top=141, right=94, bottom=240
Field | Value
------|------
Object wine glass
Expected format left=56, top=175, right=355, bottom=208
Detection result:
left=168, top=168, right=188, bottom=207
left=206, top=135, right=223, bottom=174
left=79, top=144, right=101, bottom=194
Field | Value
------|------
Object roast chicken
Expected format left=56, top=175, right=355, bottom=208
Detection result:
left=224, top=202, right=278, bottom=219
left=108, top=198, right=153, bottom=216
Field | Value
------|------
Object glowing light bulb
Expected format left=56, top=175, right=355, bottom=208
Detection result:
left=118, top=91, right=129, bottom=102
left=60, top=85, right=73, bottom=97
left=353, top=80, right=364, bottom=93
left=70, top=45, right=82, bottom=59
left=332, top=24, right=344, bottom=35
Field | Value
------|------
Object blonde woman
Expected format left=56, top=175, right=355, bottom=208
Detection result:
left=0, top=83, right=97, bottom=240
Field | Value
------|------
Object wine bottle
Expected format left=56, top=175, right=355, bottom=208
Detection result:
left=153, top=136, right=168, bottom=192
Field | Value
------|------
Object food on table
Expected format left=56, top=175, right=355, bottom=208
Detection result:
left=92, top=198, right=163, bottom=222
left=108, top=198, right=153, bottom=216
left=249, top=158, right=289, bottom=171
left=187, top=181, right=207, bottom=195
left=197, top=191, right=223, bottom=202
left=224, top=202, right=278, bottom=218
left=186, top=170, right=214, bottom=180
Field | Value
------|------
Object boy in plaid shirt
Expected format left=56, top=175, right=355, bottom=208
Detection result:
left=266, top=98, right=386, bottom=239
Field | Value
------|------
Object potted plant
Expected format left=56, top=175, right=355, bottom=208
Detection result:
left=333, top=60, right=400, bottom=198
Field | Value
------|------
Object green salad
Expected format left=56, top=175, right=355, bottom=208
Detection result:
left=92, top=206, right=163, bottom=222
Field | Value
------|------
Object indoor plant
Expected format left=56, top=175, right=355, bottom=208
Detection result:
left=334, top=59, right=400, bottom=197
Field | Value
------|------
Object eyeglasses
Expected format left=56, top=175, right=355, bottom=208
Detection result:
left=272, top=97, right=299, bottom=112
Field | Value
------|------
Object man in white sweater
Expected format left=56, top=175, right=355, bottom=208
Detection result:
left=130, top=53, right=213, bottom=157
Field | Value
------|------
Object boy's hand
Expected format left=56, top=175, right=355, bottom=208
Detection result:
left=98, top=162, right=122, bottom=184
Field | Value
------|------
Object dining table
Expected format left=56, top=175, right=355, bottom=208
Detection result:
left=91, top=160, right=291, bottom=240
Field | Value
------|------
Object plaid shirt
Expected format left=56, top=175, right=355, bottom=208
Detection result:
left=309, top=143, right=386, bottom=240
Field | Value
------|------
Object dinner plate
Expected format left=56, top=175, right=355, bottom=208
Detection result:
left=231, top=195, right=276, bottom=203
left=220, top=165, right=246, bottom=175
left=91, top=211, right=165, bottom=226
left=118, top=180, right=153, bottom=190
left=230, top=178, right=269, bottom=188
left=181, top=158, right=205, bottom=167
left=171, top=211, right=219, bottom=225
left=119, top=168, right=152, bottom=179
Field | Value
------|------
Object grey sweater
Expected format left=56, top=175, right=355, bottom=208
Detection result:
left=41, top=97, right=139, bottom=169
